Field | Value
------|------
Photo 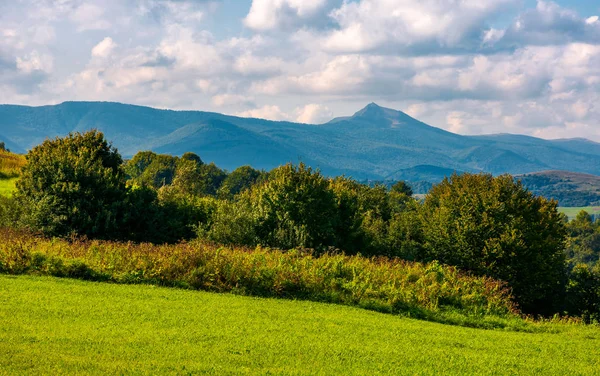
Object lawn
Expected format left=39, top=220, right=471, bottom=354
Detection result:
left=1, top=275, right=599, bottom=375
left=558, top=206, right=600, bottom=219
left=0, top=178, right=17, bottom=197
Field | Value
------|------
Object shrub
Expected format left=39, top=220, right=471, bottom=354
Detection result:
left=419, top=173, right=567, bottom=315
left=15, top=130, right=128, bottom=238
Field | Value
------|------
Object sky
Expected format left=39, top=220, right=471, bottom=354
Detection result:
left=1, top=0, right=599, bottom=140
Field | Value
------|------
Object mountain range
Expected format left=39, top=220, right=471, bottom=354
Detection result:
left=1, top=101, right=600, bottom=181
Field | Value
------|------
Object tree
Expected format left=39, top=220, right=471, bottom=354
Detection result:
left=125, top=151, right=178, bottom=189
left=419, top=173, right=567, bottom=315
left=15, top=130, right=127, bottom=238
left=208, top=163, right=338, bottom=250
left=180, top=152, right=203, bottom=166
left=218, top=165, right=264, bottom=199
left=0, top=141, right=8, bottom=152
left=390, top=181, right=413, bottom=197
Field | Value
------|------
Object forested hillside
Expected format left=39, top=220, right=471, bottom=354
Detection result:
left=2, top=102, right=600, bottom=179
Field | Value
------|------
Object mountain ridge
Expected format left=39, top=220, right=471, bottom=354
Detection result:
left=1, top=101, right=599, bottom=180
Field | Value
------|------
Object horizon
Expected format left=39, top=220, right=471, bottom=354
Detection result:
left=0, top=1, right=599, bottom=141
left=2, top=99, right=599, bottom=144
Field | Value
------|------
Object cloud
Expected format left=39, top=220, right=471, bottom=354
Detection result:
left=70, top=3, right=111, bottom=31
left=91, top=37, right=117, bottom=58
left=321, top=0, right=518, bottom=53
left=295, top=103, right=332, bottom=124
left=16, top=51, right=53, bottom=74
left=490, top=1, right=600, bottom=48
left=244, top=0, right=331, bottom=31
left=236, top=105, right=289, bottom=121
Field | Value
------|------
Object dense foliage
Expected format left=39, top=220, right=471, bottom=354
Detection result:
left=15, top=131, right=128, bottom=238
left=419, top=174, right=567, bottom=315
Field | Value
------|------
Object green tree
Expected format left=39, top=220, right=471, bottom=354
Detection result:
left=125, top=151, right=178, bottom=189
left=218, top=165, right=264, bottom=199
left=419, top=173, right=567, bottom=315
left=329, top=177, right=391, bottom=255
left=15, top=130, right=127, bottom=238
left=390, top=181, right=413, bottom=197
left=180, top=152, right=203, bottom=166
left=208, top=163, right=338, bottom=250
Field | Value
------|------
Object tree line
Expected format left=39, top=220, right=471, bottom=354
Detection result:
left=0, top=130, right=598, bottom=321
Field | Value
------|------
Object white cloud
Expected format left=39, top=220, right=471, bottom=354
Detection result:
left=211, top=94, right=254, bottom=107
left=91, top=37, right=116, bottom=58
left=70, top=3, right=111, bottom=31
left=236, top=105, right=290, bottom=121
left=295, top=104, right=332, bottom=123
left=322, top=0, right=517, bottom=53
left=586, top=16, right=599, bottom=25
left=16, top=51, right=53, bottom=73
left=244, top=0, right=329, bottom=31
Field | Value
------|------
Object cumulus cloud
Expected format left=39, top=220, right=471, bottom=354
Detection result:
left=244, top=0, right=331, bottom=31
left=295, top=103, right=332, bottom=123
left=91, top=37, right=116, bottom=58
left=322, top=0, right=518, bottom=53
left=236, top=105, right=290, bottom=121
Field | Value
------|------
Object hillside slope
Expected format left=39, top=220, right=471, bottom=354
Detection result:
left=517, top=170, right=600, bottom=206
left=2, top=101, right=600, bottom=179
left=2, top=275, right=599, bottom=375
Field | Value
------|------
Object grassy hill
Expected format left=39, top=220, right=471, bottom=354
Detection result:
left=3, top=101, right=600, bottom=179
left=517, top=170, right=600, bottom=207
left=1, top=275, right=598, bottom=375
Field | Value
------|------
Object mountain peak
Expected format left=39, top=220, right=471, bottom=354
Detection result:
left=352, top=102, right=389, bottom=118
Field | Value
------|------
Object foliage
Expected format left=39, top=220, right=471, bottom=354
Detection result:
left=419, top=173, right=567, bottom=315
left=15, top=131, right=128, bottom=238
left=125, top=151, right=179, bottom=189
left=218, top=165, right=264, bottom=199
left=210, top=163, right=340, bottom=250
left=0, top=228, right=517, bottom=327
left=564, top=264, right=600, bottom=323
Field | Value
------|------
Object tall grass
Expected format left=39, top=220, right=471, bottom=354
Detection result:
left=0, top=150, right=25, bottom=179
left=0, top=228, right=525, bottom=329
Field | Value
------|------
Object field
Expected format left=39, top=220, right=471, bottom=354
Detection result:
left=0, top=275, right=599, bottom=375
left=558, top=206, right=600, bottom=219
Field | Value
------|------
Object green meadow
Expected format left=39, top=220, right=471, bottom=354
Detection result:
left=1, top=275, right=599, bottom=375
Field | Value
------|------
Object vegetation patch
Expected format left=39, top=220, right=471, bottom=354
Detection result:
left=0, top=229, right=522, bottom=330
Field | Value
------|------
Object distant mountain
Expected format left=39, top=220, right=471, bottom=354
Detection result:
left=516, top=170, right=600, bottom=207
left=2, top=101, right=600, bottom=180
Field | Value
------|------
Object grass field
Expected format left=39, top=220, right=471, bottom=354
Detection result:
left=558, top=206, right=600, bottom=219
left=1, top=275, right=599, bottom=375
left=0, top=178, right=17, bottom=197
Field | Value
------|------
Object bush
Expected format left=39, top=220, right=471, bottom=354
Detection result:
left=15, top=130, right=128, bottom=238
left=209, top=163, right=339, bottom=251
left=564, top=264, right=600, bottom=323
left=419, top=173, right=567, bottom=315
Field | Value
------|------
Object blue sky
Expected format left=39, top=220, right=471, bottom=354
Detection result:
left=1, top=0, right=599, bottom=140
